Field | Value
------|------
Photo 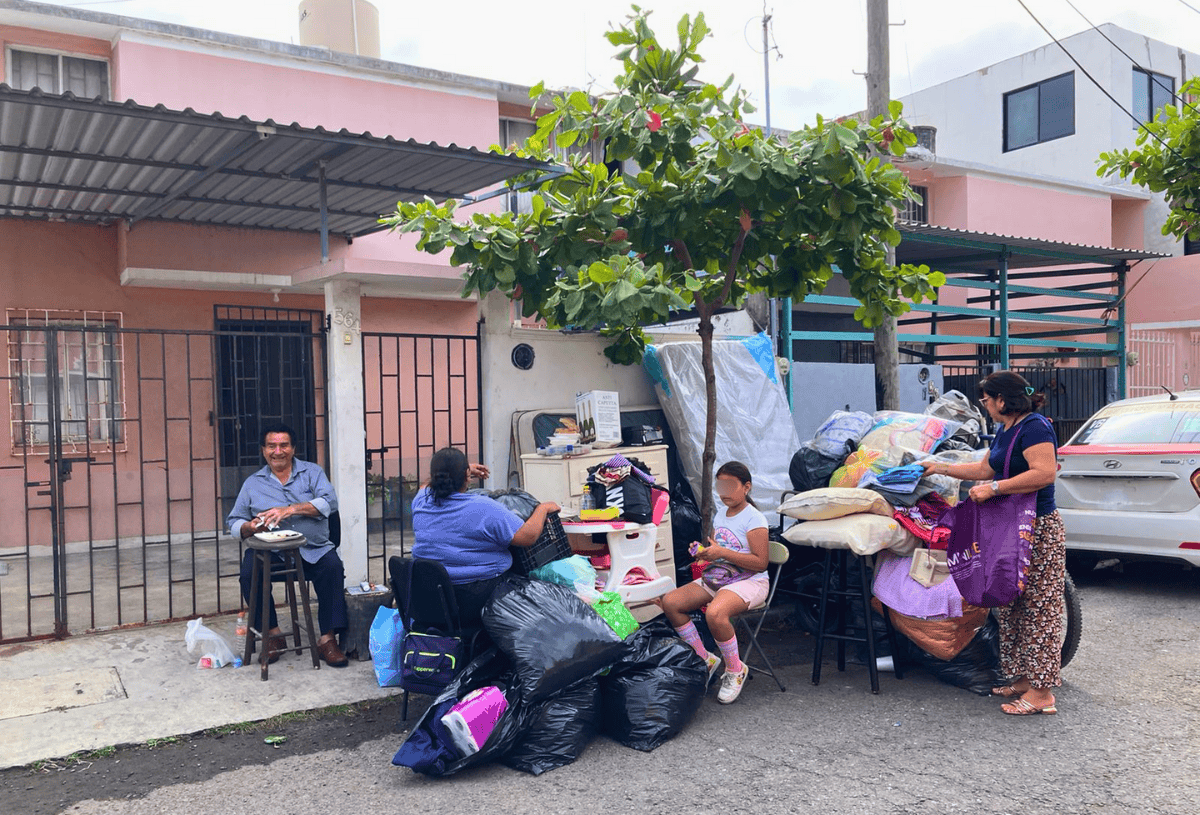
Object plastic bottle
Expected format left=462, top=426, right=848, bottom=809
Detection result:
left=233, top=612, right=247, bottom=667
left=580, top=485, right=594, bottom=512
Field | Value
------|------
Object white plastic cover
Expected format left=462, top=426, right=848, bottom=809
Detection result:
left=643, top=333, right=800, bottom=521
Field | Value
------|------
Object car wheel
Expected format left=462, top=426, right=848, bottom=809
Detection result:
left=1061, top=570, right=1082, bottom=668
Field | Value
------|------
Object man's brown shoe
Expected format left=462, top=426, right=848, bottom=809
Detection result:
left=266, top=635, right=288, bottom=664
left=318, top=638, right=348, bottom=667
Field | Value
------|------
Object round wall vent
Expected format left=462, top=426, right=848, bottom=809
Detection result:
left=511, top=343, right=535, bottom=370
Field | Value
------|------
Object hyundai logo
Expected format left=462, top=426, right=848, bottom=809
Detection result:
left=1103, top=460, right=1122, bottom=469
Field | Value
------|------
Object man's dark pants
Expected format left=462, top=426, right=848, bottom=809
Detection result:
left=239, top=548, right=348, bottom=634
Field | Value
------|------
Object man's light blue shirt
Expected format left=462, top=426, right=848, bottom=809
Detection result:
left=228, top=459, right=338, bottom=564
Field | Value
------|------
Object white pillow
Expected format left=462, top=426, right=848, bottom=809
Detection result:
left=776, top=488, right=893, bottom=521
left=781, top=513, right=908, bottom=556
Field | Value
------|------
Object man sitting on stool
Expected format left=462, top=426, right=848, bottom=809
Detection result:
left=229, top=421, right=348, bottom=667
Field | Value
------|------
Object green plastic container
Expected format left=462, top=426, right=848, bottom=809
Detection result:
left=591, top=591, right=639, bottom=639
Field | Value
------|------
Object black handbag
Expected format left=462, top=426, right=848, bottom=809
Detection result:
left=399, top=630, right=466, bottom=695
left=586, top=457, right=665, bottom=524
left=617, top=470, right=656, bottom=523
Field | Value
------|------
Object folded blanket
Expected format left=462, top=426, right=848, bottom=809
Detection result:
left=871, top=549, right=963, bottom=619
left=859, top=463, right=925, bottom=494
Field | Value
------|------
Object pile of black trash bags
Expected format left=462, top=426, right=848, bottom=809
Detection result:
left=392, top=576, right=707, bottom=777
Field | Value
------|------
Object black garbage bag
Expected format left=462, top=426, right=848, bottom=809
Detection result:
left=489, top=488, right=540, bottom=520
left=502, top=677, right=603, bottom=776
left=482, top=576, right=627, bottom=704
left=896, top=615, right=1003, bottom=695
left=670, top=492, right=704, bottom=583
left=789, top=442, right=846, bottom=492
left=599, top=619, right=708, bottom=752
left=392, top=647, right=530, bottom=776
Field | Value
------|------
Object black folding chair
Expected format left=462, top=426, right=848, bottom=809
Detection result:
left=387, top=555, right=483, bottom=721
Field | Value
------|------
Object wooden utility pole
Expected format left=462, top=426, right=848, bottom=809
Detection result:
left=867, top=0, right=900, bottom=410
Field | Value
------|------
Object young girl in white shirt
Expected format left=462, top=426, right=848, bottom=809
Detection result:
left=659, top=461, right=769, bottom=704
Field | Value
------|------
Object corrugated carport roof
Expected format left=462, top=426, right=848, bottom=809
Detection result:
left=896, top=221, right=1167, bottom=270
left=0, top=85, right=554, bottom=238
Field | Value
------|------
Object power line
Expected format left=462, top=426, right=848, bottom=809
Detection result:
left=1013, top=0, right=1179, bottom=156
left=1061, top=0, right=1197, bottom=117
left=1176, top=0, right=1200, bottom=17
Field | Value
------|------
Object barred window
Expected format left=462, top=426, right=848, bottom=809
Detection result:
left=8, top=47, right=109, bottom=99
left=7, top=309, right=125, bottom=450
left=901, top=185, right=929, bottom=224
left=499, top=118, right=606, bottom=214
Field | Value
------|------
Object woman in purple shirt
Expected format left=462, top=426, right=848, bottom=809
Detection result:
left=411, top=447, right=559, bottom=625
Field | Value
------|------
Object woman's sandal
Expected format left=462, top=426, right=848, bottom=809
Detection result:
left=1001, top=697, right=1057, bottom=716
left=991, top=684, right=1024, bottom=698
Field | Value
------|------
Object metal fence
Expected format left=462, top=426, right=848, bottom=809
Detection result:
left=0, top=314, right=327, bottom=643
left=942, top=363, right=1111, bottom=446
left=361, top=330, right=482, bottom=584
left=1128, top=329, right=1178, bottom=397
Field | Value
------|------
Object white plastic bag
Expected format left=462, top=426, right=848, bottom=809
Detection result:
left=186, top=617, right=236, bottom=669
left=861, top=411, right=965, bottom=467
left=810, top=410, right=876, bottom=459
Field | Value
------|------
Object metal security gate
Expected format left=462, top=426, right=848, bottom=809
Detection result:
left=0, top=312, right=327, bottom=643
left=1128, top=329, right=1178, bottom=397
left=943, top=364, right=1111, bottom=446
left=362, top=330, right=482, bottom=583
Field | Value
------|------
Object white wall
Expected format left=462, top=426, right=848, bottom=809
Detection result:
left=478, top=293, right=659, bottom=485
left=899, top=25, right=1198, bottom=199
left=791, top=363, right=944, bottom=442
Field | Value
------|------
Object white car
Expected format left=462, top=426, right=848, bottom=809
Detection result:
left=1056, top=390, right=1200, bottom=567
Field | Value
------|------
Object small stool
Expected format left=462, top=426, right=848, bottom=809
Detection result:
left=243, top=535, right=321, bottom=681
left=811, top=547, right=905, bottom=694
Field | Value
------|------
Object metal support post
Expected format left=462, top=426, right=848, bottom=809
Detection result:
left=318, top=161, right=330, bottom=264
left=999, top=252, right=1010, bottom=369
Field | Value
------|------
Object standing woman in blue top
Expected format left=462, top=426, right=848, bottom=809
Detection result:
left=410, top=447, right=560, bottom=626
left=921, top=370, right=1063, bottom=715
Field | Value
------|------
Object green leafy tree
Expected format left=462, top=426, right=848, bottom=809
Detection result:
left=1098, top=77, right=1200, bottom=242
left=384, top=7, right=942, bottom=537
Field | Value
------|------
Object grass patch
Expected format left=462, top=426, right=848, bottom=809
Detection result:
left=144, top=736, right=179, bottom=749
left=28, top=745, right=118, bottom=773
left=203, top=697, right=388, bottom=737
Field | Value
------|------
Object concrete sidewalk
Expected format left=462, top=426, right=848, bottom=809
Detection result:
left=0, top=613, right=395, bottom=769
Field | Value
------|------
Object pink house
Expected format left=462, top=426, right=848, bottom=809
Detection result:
left=0, top=1, right=548, bottom=641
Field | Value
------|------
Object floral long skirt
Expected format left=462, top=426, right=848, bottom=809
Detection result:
left=993, top=510, right=1066, bottom=690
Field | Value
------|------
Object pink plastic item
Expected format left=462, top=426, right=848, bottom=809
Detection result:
left=440, top=685, right=508, bottom=757
left=621, top=566, right=660, bottom=585
left=651, top=490, right=669, bottom=525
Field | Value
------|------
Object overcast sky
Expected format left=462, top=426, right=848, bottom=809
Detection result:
left=37, top=0, right=1200, bottom=131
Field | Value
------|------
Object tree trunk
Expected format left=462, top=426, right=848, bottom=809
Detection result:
left=874, top=308, right=900, bottom=410
left=697, top=310, right=717, bottom=544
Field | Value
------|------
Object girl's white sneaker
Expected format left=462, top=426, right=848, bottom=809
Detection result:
left=704, top=652, right=722, bottom=685
left=718, top=664, right=749, bottom=704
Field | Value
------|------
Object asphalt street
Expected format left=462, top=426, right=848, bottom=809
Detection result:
left=7, top=559, right=1199, bottom=815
